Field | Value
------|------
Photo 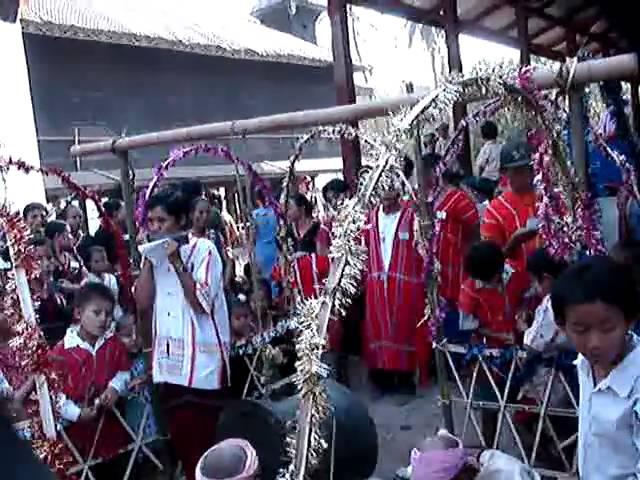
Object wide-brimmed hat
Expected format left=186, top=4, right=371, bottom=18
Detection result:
left=500, top=138, right=533, bottom=170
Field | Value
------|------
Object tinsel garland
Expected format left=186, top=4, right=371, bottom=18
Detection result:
left=0, top=156, right=134, bottom=303
left=135, top=143, right=281, bottom=227
left=0, top=208, right=72, bottom=475
left=230, top=317, right=298, bottom=357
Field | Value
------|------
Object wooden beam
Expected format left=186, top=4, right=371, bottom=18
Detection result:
left=70, top=53, right=640, bottom=158
left=516, top=0, right=529, bottom=65
left=348, top=0, right=444, bottom=28
left=443, top=0, right=471, bottom=174
left=497, top=0, right=553, bottom=35
left=466, top=1, right=506, bottom=23
left=328, top=0, right=361, bottom=188
left=631, top=81, right=640, bottom=137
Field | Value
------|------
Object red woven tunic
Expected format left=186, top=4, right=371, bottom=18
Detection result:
left=458, top=267, right=530, bottom=347
left=50, top=332, right=131, bottom=461
left=436, top=188, right=479, bottom=303
left=363, top=206, right=430, bottom=376
left=481, top=191, right=540, bottom=271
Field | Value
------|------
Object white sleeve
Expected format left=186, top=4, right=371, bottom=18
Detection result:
left=459, top=312, right=479, bottom=331
left=108, top=371, right=131, bottom=395
left=57, top=393, right=82, bottom=422
left=524, top=302, right=558, bottom=352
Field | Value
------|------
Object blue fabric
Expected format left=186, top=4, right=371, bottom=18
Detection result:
left=442, top=307, right=472, bottom=344
left=125, top=356, right=159, bottom=448
left=252, top=207, right=278, bottom=280
left=588, top=138, right=628, bottom=197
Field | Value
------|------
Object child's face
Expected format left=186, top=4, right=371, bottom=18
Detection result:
left=26, top=209, right=46, bottom=233
left=117, top=321, right=139, bottom=353
left=66, top=206, right=83, bottom=233
left=90, top=249, right=110, bottom=274
left=35, top=245, right=55, bottom=275
left=77, top=298, right=113, bottom=339
left=191, top=200, right=211, bottom=232
left=562, top=301, right=631, bottom=369
left=231, top=307, right=252, bottom=339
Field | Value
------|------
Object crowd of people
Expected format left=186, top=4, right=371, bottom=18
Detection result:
left=1, top=111, right=640, bottom=480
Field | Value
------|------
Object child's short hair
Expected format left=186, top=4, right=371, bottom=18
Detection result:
left=81, top=244, right=107, bottom=266
left=43, top=220, right=68, bottom=241
left=74, top=282, right=116, bottom=310
left=480, top=120, right=498, bottom=141
left=22, top=202, right=47, bottom=220
left=551, top=256, right=640, bottom=326
left=526, top=248, right=568, bottom=281
left=464, top=241, right=504, bottom=283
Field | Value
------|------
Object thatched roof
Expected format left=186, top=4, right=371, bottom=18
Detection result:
left=20, top=0, right=333, bottom=67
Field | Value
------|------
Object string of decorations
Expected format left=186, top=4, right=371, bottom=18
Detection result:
left=135, top=143, right=281, bottom=228
left=230, top=317, right=298, bottom=357
left=0, top=207, right=72, bottom=474
left=0, top=156, right=134, bottom=304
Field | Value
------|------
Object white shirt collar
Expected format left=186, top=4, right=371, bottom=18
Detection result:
left=63, top=324, right=113, bottom=354
left=474, top=264, right=514, bottom=289
left=575, top=332, right=640, bottom=398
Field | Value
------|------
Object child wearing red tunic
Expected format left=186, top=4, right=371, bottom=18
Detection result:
left=458, top=241, right=530, bottom=347
left=50, top=282, right=131, bottom=469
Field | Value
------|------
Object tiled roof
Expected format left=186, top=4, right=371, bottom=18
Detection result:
left=20, top=0, right=333, bottom=66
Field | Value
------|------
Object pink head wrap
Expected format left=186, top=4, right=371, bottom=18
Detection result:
left=196, top=438, right=259, bottom=480
left=410, top=430, right=467, bottom=480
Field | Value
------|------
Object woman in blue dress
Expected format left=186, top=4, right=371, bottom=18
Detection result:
left=252, top=189, right=279, bottom=283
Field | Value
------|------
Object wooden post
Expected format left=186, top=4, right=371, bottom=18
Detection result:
left=328, top=0, right=362, bottom=189
left=73, top=128, right=90, bottom=235
left=444, top=0, right=471, bottom=174
left=117, top=151, right=138, bottom=263
left=569, top=89, right=588, bottom=188
left=631, top=80, right=640, bottom=136
left=516, top=0, right=530, bottom=66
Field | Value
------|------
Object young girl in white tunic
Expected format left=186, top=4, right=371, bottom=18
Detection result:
left=135, top=187, right=229, bottom=480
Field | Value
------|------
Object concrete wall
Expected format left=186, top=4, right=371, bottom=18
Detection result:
left=23, top=33, right=339, bottom=172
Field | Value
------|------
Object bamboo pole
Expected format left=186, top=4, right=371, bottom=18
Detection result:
left=70, top=53, right=640, bottom=159
left=117, top=151, right=139, bottom=263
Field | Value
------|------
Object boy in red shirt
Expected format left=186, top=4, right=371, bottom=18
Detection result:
left=50, top=282, right=131, bottom=475
left=458, top=241, right=531, bottom=347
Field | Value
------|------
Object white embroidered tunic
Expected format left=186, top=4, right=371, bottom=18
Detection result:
left=150, top=237, right=230, bottom=390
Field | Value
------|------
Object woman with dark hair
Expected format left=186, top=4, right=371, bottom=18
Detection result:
left=44, top=219, right=86, bottom=301
left=59, top=203, right=84, bottom=247
left=287, top=193, right=320, bottom=254
left=134, top=187, right=229, bottom=480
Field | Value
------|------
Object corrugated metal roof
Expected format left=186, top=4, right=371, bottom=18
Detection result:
left=20, top=0, right=333, bottom=67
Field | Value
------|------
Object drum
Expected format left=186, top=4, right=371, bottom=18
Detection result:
left=216, top=379, right=378, bottom=480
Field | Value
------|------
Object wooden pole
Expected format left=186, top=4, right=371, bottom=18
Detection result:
left=516, top=0, right=530, bottom=66
left=630, top=80, right=640, bottom=136
left=69, top=54, right=640, bottom=159
left=569, top=89, right=588, bottom=188
left=117, top=151, right=138, bottom=263
left=444, top=0, right=472, bottom=174
left=328, top=0, right=362, bottom=188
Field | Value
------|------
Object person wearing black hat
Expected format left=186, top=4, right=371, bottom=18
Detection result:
left=480, top=137, right=540, bottom=272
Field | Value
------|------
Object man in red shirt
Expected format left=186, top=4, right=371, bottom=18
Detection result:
left=481, top=138, right=540, bottom=271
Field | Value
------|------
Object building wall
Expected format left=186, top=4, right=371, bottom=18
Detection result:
left=23, top=33, right=339, bottom=172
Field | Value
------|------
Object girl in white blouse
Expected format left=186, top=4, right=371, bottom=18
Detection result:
left=135, top=186, right=229, bottom=480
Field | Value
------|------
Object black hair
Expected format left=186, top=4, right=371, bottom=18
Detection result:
left=22, top=202, right=46, bottom=220
left=420, top=152, right=441, bottom=174
left=551, top=256, right=640, bottom=326
left=290, top=193, right=313, bottom=218
left=480, top=120, right=499, bottom=141
left=321, top=178, right=349, bottom=202
left=146, top=187, right=190, bottom=225
left=28, top=235, right=48, bottom=248
left=180, top=180, right=204, bottom=202
left=442, top=168, right=464, bottom=187
left=526, top=248, right=568, bottom=281
left=402, top=156, right=415, bottom=180
left=43, top=220, right=68, bottom=241
left=102, top=198, right=122, bottom=219
left=190, top=196, right=209, bottom=214
left=74, top=282, right=116, bottom=310
left=464, top=241, right=505, bottom=282
left=59, top=202, right=81, bottom=221
left=209, top=191, right=223, bottom=211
